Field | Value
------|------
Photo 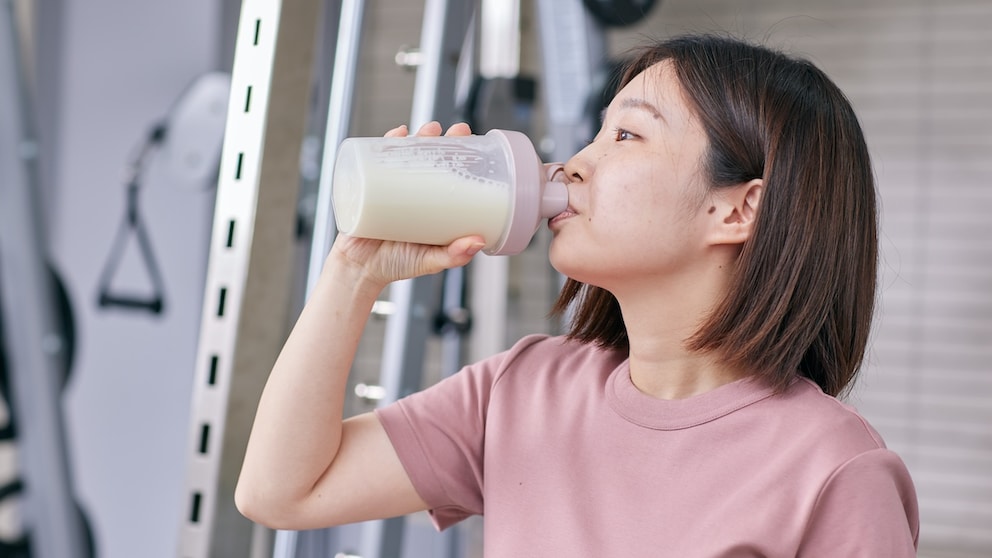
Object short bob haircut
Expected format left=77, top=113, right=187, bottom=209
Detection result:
left=552, top=35, right=878, bottom=398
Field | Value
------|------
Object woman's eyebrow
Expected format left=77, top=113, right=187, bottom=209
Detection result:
left=602, top=97, right=667, bottom=123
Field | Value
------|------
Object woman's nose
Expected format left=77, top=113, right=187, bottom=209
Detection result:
left=563, top=144, right=594, bottom=183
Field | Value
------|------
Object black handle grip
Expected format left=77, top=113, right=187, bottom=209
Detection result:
left=98, top=292, right=163, bottom=314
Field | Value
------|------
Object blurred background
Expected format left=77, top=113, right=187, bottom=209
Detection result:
left=0, top=0, right=989, bottom=557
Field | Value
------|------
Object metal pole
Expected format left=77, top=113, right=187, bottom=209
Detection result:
left=177, top=0, right=320, bottom=555
left=534, top=0, right=607, bottom=324
left=352, top=1, right=476, bottom=556
left=305, top=0, right=367, bottom=292
left=0, top=0, right=87, bottom=556
left=273, top=2, right=364, bottom=556
left=534, top=0, right=606, bottom=164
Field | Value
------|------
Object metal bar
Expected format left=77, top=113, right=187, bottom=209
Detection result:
left=479, top=0, right=520, bottom=78
left=533, top=0, right=606, bottom=164
left=465, top=0, right=519, bottom=366
left=468, top=255, right=508, bottom=362
left=533, top=0, right=607, bottom=327
left=0, top=0, right=87, bottom=556
left=439, top=266, right=467, bottom=376
left=273, top=2, right=359, bottom=555
left=351, top=273, right=438, bottom=558
left=410, top=0, right=476, bottom=129
left=347, top=1, right=477, bottom=556
left=177, top=0, right=321, bottom=555
left=305, top=0, right=367, bottom=292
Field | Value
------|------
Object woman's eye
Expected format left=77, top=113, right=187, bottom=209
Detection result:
left=613, top=128, right=635, bottom=141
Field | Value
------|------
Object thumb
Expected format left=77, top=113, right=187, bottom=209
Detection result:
left=427, top=236, right=486, bottom=271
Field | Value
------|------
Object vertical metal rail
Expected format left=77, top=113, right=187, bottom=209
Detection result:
left=304, top=0, right=366, bottom=293
left=177, top=0, right=320, bottom=556
left=275, top=0, right=365, bottom=555
left=467, top=0, right=522, bottom=365
left=534, top=0, right=607, bottom=321
left=358, top=1, right=477, bottom=554
left=0, top=1, right=87, bottom=557
left=288, top=1, right=478, bottom=556
left=534, top=0, right=606, bottom=165
left=180, top=0, right=598, bottom=556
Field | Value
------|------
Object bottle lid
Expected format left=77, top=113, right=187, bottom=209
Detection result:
left=487, top=130, right=569, bottom=255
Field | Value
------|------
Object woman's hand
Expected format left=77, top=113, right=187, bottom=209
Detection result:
left=328, top=121, right=485, bottom=289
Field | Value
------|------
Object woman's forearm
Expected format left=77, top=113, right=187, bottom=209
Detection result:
left=235, top=250, right=384, bottom=516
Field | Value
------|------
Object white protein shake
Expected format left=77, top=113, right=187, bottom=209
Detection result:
left=332, top=136, right=514, bottom=252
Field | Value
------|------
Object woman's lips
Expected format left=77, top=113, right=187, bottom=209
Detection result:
left=549, top=208, right=577, bottom=227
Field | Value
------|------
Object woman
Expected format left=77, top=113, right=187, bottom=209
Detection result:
left=236, top=35, right=919, bottom=556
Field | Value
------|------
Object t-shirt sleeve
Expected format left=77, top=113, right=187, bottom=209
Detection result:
left=798, top=448, right=920, bottom=557
left=374, top=338, right=531, bottom=530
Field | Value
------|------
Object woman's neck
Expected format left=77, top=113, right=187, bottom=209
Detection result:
left=625, top=344, right=744, bottom=400
left=614, top=258, right=744, bottom=400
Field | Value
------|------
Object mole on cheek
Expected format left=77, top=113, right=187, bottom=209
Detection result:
left=707, top=206, right=716, bottom=214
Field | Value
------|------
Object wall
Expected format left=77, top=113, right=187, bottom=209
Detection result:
left=48, top=2, right=224, bottom=556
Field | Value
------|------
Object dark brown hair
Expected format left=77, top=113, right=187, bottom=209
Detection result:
left=552, top=35, right=878, bottom=397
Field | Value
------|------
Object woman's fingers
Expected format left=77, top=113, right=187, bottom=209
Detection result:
left=351, top=122, right=482, bottom=278
left=416, top=121, right=443, bottom=137
left=332, top=233, right=485, bottom=287
left=414, top=236, right=485, bottom=276
left=444, top=122, right=472, bottom=137
left=384, top=121, right=473, bottom=138
left=446, top=235, right=486, bottom=263
left=384, top=124, right=408, bottom=138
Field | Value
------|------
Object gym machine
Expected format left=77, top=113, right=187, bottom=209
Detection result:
left=177, top=0, right=655, bottom=557
left=0, top=0, right=89, bottom=557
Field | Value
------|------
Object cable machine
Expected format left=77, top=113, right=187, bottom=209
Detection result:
left=176, top=0, right=654, bottom=556
left=0, top=1, right=88, bottom=557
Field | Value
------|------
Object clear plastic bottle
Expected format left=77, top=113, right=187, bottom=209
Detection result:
left=331, top=129, right=568, bottom=255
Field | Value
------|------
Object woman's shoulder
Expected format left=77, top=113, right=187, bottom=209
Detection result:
left=770, top=377, right=891, bottom=455
left=475, top=334, right=627, bottom=397
left=496, top=334, right=625, bottom=374
left=502, top=333, right=609, bottom=358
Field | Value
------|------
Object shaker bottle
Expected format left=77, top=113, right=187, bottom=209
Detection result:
left=331, top=129, right=568, bottom=255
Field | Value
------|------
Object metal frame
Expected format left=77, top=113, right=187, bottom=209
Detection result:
left=535, top=0, right=606, bottom=165
left=280, top=2, right=477, bottom=556
left=177, top=0, right=321, bottom=556
left=355, top=2, right=476, bottom=552
left=0, top=0, right=87, bottom=556
left=181, top=0, right=606, bottom=556
left=304, top=0, right=366, bottom=293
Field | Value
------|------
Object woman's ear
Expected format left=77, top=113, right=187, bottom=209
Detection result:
left=707, top=178, right=763, bottom=246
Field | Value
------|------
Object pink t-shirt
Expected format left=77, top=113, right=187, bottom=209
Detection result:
left=376, top=334, right=919, bottom=557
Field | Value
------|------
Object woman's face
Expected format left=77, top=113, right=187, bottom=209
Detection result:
left=549, top=61, right=714, bottom=292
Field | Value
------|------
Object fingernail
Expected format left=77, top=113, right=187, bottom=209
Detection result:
left=466, top=242, right=485, bottom=256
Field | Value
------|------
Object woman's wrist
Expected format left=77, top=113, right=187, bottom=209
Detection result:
left=319, top=249, right=388, bottom=305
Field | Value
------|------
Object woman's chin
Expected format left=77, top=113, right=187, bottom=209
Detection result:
left=547, top=245, right=571, bottom=277
left=549, top=259, right=595, bottom=287
left=549, top=239, right=611, bottom=286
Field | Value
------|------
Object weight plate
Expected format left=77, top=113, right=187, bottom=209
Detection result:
left=582, top=0, right=658, bottom=27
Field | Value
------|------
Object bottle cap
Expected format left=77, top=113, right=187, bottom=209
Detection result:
left=488, top=130, right=569, bottom=255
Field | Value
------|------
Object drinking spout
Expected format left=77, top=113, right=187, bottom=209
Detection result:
left=540, top=163, right=568, bottom=217
left=541, top=181, right=568, bottom=218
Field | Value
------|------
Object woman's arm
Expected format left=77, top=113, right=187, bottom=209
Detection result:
left=798, top=448, right=919, bottom=556
left=234, top=122, right=483, bottom=530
